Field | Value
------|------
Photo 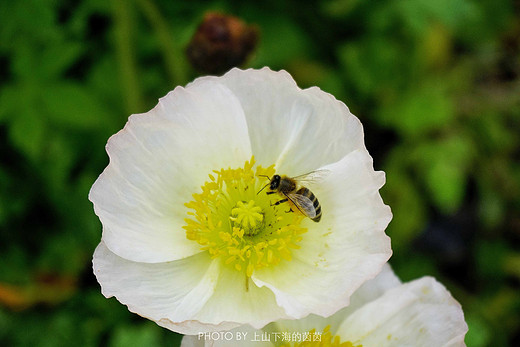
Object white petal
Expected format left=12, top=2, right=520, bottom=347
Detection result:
left=252, top=149, right=392, bottom=318
left=341, top=263, right=401, bottom=315
left=265, top=314, right=333, bottom=341
left=90, top=80, right=252, bottom=262
left=181, top=335, right=204, bottom=347
left=191, top=267, right=291, bottom=329
left=266, top=264, right=401, bottom=336
left=93, top=242, right=241, bottom=334
left=336, top=277, right=468, bottom=347
left=215, top=67, right=365, bottom=175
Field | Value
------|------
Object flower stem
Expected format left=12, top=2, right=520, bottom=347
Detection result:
left=136, top=0, right=189, bottom=86
left=112, top=0, right=144, bottom=115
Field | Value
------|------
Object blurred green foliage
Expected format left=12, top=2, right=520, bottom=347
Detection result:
left=0, top=0, right=519, bottom=346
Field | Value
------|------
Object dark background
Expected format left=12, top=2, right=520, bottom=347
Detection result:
left=0, top=0, right=519, bottom=346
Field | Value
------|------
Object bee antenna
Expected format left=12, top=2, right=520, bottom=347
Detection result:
left=256, top=174, right=271, bottom=195
left=257, top=183, right=270, bottom=195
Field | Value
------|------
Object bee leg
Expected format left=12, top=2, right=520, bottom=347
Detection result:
left=266, top=191, right=276, bottom=195
left=285, top=208, right=293, bottom=213
left=272, top=198, right=288, bottom=206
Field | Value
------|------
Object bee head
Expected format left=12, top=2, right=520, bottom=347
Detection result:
left=270, top=175, right=281, bottom=190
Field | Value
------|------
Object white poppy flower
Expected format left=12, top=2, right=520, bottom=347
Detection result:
left=90, top=67, right=392, bottom=334
left=182, top=265, right=468, bottom=347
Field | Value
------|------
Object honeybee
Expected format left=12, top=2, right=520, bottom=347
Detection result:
left=259, top=171, right=328, bottom=222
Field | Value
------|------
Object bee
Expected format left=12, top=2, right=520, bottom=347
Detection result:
left=259, top=171, right=328, bottom=222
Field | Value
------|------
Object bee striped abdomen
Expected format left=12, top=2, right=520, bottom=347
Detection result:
left=296, top=187, right=322, bottom=222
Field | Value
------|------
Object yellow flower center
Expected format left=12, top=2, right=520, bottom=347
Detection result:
left=184, top=157, right=307, bottom=277
left=230, top=200, right=264, bottom=234
left=281, top=326, right=361, bottom=347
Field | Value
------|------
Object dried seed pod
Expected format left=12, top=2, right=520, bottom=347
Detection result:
left=186, top=12, right=259, bottom=74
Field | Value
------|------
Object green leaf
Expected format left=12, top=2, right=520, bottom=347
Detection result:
left=42, top=82, right=112, bottom=129
left=477, top=183, right=505, bottom=230
left=396, top=0, right=480, bottom=36
left=426, top=157, right=466, bottom=213
left=109, top=323, right=161, bottom=347
left=474, top=111, right=517, bottom=154
left=337, top=38, right=405, bottom=98
left=38, top=134, right=76, bottom=201
left=0, top=0, right=59, bottom=52
left=86, top=56, right=123, bottom=111
left=40, top=41, right=85, bottom=79
left=475, top=240, right=507, bottom=282
left=465, top=314, right=492, bottom=347
left=412, top=135, right=474, bottom=213
left=251, top=16, right=310, bottom=68
left=381, top=153, right=427, bottom=252
left=8, top=107, right=47, bottom=161
left=392, top=254, right=437, bottom=282
left=0, top=84, right=23, bottom=123
left=377, top=81, right=455, bottom=137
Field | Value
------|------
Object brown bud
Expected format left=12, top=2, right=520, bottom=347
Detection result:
left=186, top=12, right=259, bottom=75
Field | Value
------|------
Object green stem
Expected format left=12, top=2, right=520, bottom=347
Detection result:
left=137, top=0, right=189, bottom=86
left=112, top=0, right=144, bottom=115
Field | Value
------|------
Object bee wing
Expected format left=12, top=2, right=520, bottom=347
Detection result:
left=291, top=169, right=331, bottom=186
left=287, top=193, right=317, bottom=219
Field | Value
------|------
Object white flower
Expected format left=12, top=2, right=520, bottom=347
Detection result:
left=182, top=265, right=468, bottom=347
left=90, top=67, right=392, bottom=334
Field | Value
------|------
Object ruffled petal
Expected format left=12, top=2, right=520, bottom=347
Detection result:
left=252, top=149, right=392, bottom=318
left=338, top=263, right=401, bottom=319
left=214, top=67, right=365, bottom=175
left=266, top=264, right=401, bottom=337
left=180, top=335, right=204, bottom=347
left=93, top=242, right=240, bottom=334
left=190, top=267, right=291, bottom=329
left=336, top=277, right=468, bottom=347
left=90, top=80, right=252, bottom=262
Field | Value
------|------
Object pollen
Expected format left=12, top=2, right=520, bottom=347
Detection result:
left=183, top=157, right=307, bottom=278
left=281, top=326, right=361, bottom=347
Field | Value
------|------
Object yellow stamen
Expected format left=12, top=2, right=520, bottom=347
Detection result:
left=183, top=157, right=307, bottom=278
